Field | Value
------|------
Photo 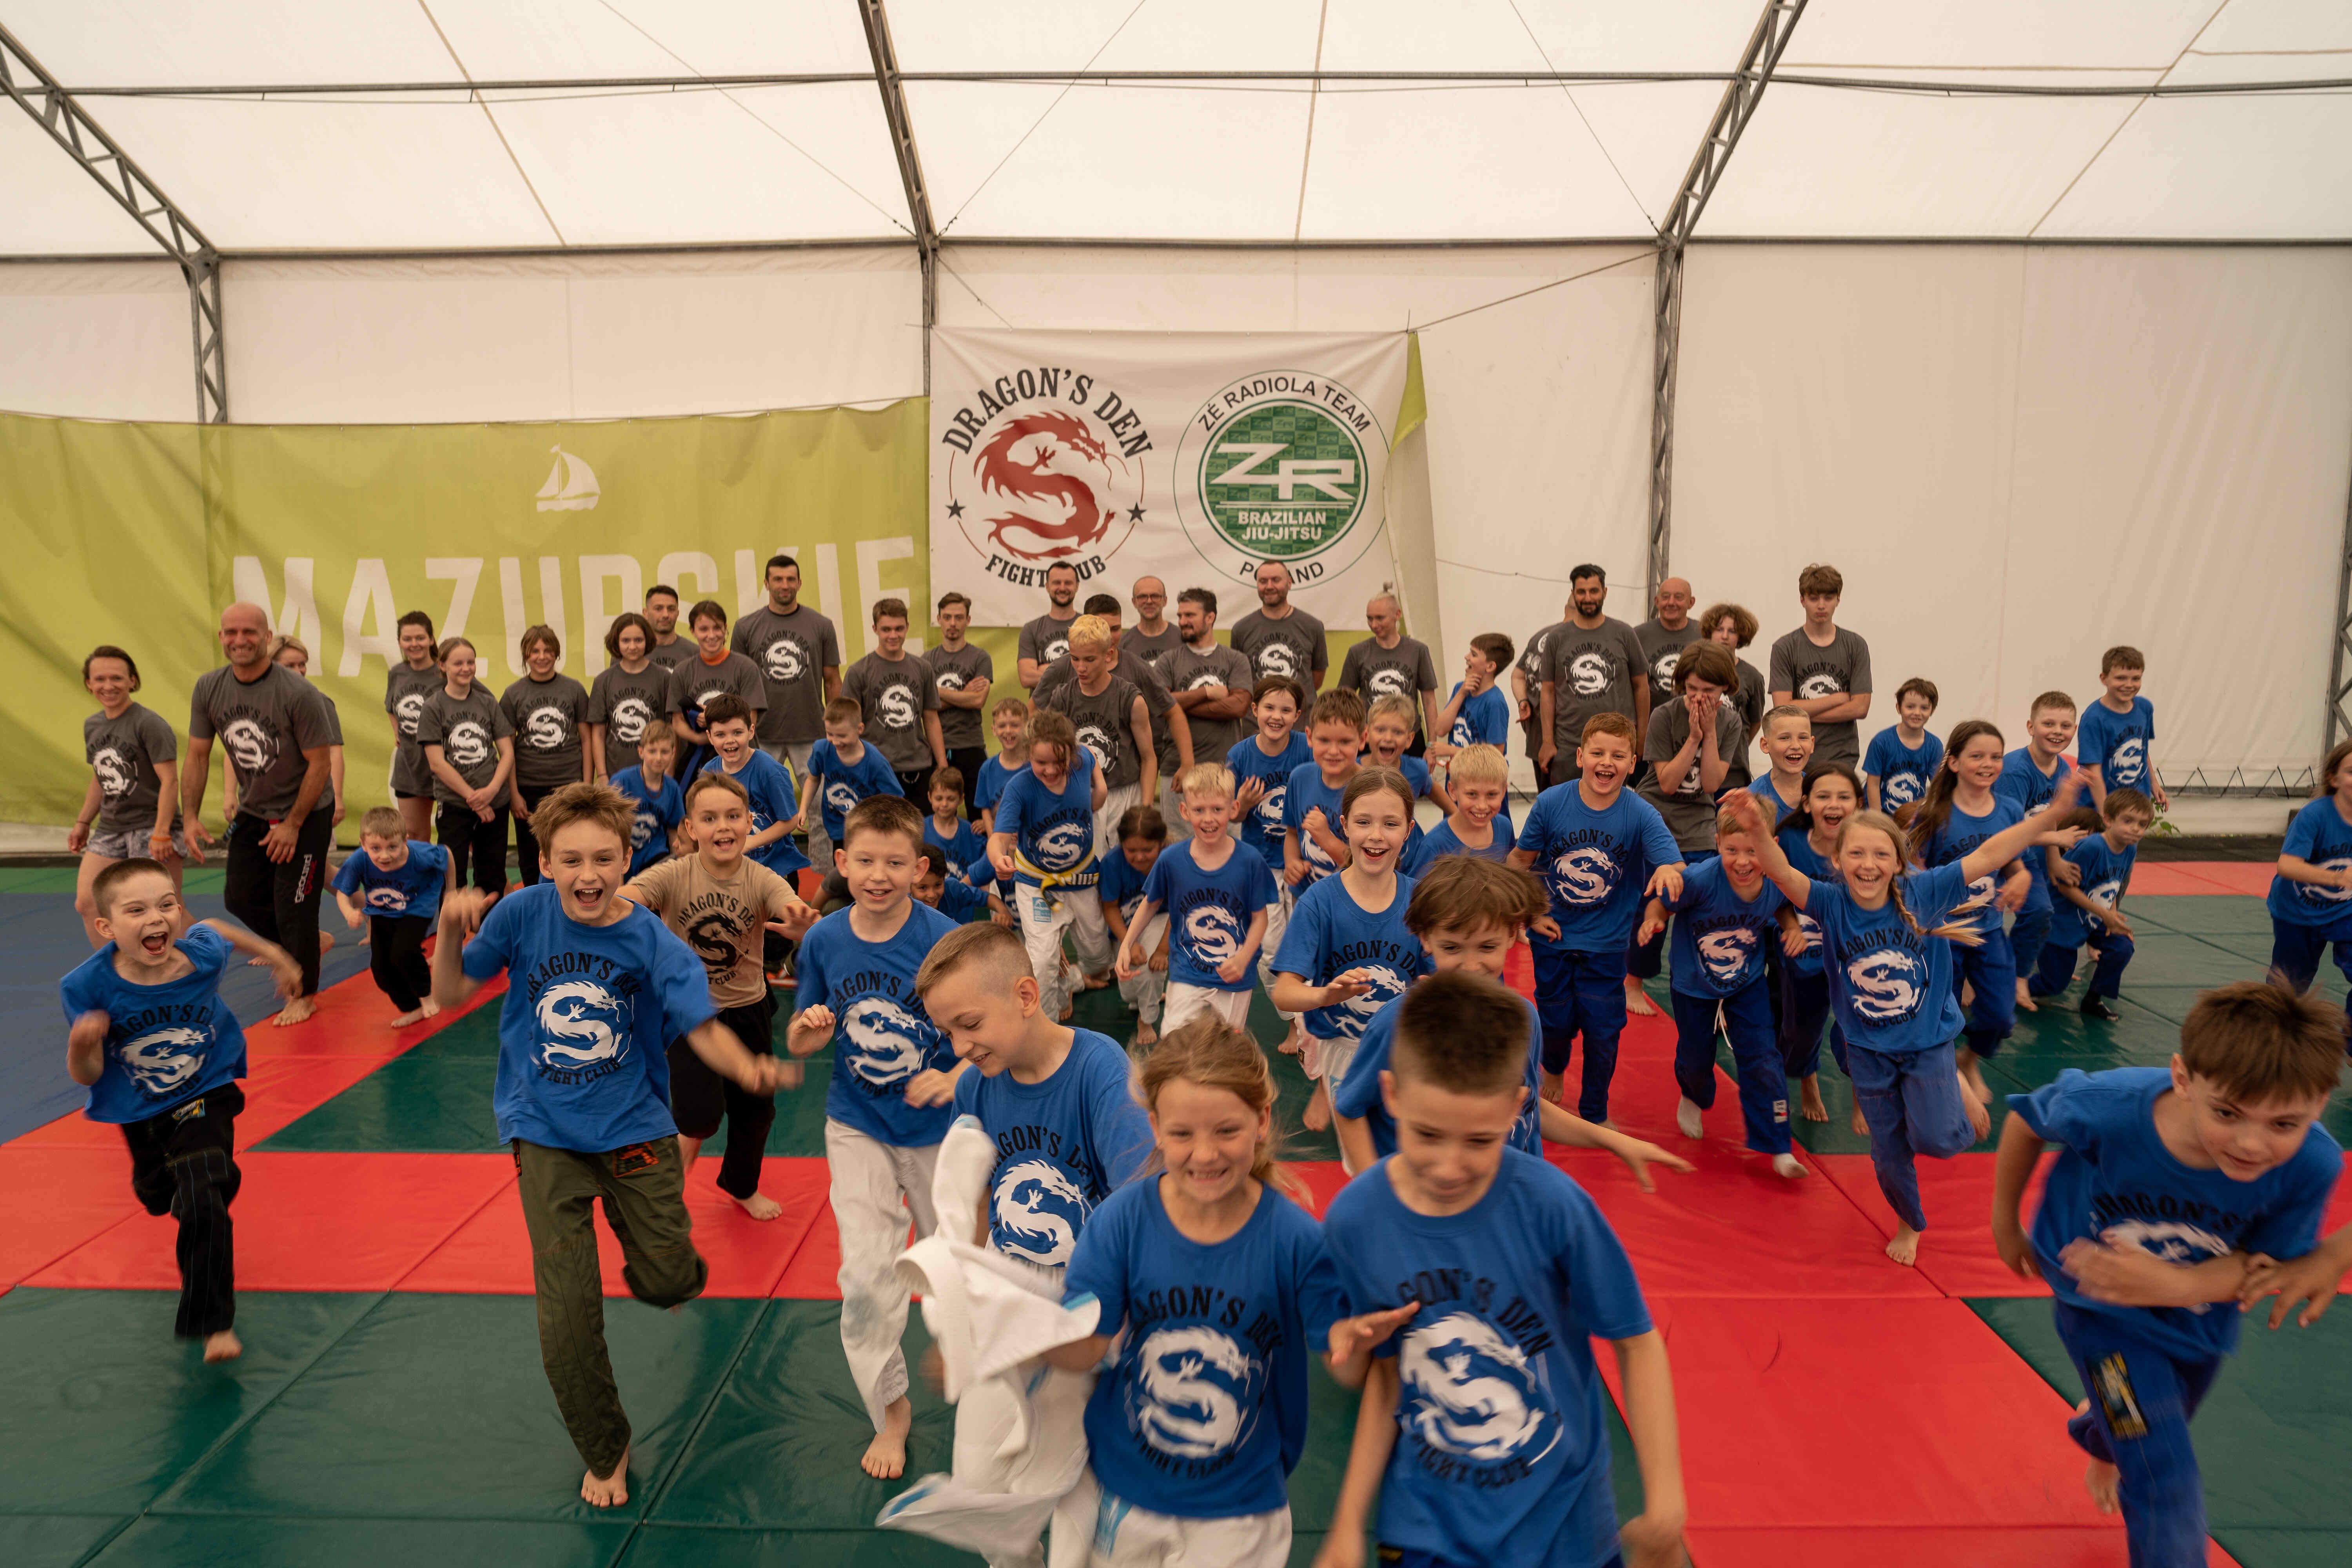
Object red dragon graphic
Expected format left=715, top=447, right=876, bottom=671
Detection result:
left=972, top=411, right=1122, bottom=561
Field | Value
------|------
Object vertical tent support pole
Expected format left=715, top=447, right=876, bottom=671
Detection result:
left=2328, top=450, right=2352, bottom=750
left=860, top=0, right=938, bottom=396
left=1646, top=0, right=1808, bottom=600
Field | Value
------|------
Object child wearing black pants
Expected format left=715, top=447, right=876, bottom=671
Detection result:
left=332, top=806, right=452, bottom=1026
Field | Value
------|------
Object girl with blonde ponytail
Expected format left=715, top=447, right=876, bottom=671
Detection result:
left=1040, top=1016, right=1412, bottom=1565
left=1722, top=770, right=2087, bottom=1270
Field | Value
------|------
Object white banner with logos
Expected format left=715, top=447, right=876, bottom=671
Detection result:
left=929, top=328, right=1416, bottom=629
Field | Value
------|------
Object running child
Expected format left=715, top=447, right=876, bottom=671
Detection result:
left=73, top=645, right=183, bottom=947
left=332, top=805, right=450, bottom=1026
left=1048, top=1018, right=1401, bottom=1567
left=785, top=794, right=964, bottom=1479
left=387, top=610, right=441, bottom=840
left=61, top=858, right=302, bottom=1363
left=1724, top=770, right=2087, bottom=1267
left=2267, top=736, right=2352, bottom=1002
left=1749, top=704, right=1816, bottom=818
left=2029, top=791, right=2152, bottom=1017
left=2078, top=645, right=2169, bottom=810
left=1229, top=675, right=1312, bottom=1055
left=1911, top=720, right=2049, bottom=1099
left=1119, top=766, right=1279, bottom=1038
left=1998, top=691, right=2083, bottom=1012
left=432, top=782, right=787, bottom=1508
left=915, top=844, right=996, bottom=925
left=1992, top=981, right=2341, bottom=1567
left=696, top=694, right=812, bottom=882
left=621, top=771, right=814, bottom=1216
left=1315, top=971, right=1687, bottom=1568
left=985, top=707, right=1111, bottom=1024
left=1508, top=713, right=1685, bottom=1122
left=972, top=695, right=1033, bottom=918
left=1427, top=632, right=1513, bottom=766
left=1775, top=763, right=1862, bottom=1129
left=416, top=636, right=516, bottom=897
left=1271, top=768, right=1429, bottom=1135
left=1100, top=804, right=1170, bottom=1046
left=610, top=719, right=686, bottom=878
left=1863, top=678, right=1943, bottom=820
left=1401, top=741, right=1516, bottom=873
left=1330, top=856, right=1695, bottom=1186
left=1282, top=689, right=1366, bottom=891
left=586, top=611, right=670, bottom=781
left=804, top=695, right=904, bottom=863
left=1629, top=640, right=1743, bottom=1009
left=1639, top=799, right=1808, bottom=1178
left=924, top=767, right=987, bottom=884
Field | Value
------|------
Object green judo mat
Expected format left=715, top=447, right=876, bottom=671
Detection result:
left=0, top=1287, right=1639, bottom=1568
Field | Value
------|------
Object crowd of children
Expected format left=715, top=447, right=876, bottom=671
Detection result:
left=50, top=568, right=2352, bottom=1568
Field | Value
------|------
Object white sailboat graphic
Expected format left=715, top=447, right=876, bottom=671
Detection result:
left=535, top=445, right=600, bottom=512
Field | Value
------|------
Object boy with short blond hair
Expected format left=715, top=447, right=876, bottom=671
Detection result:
left=331, top=804, right=450, bottom=1025
left=2080, top=645, right=2167, bottom=809
left=1321, top=969, right=1687, bottom=1568
left=432, top=782, right=788, bottom=1509
left=1994, top=981, right=2343, bottom=1565
left=62, top=858, right=302, bottom=1362
left=804, top=694, right=904, bottom=860
left=1403, top=741, right=1515, bottom=872
left=1749, top=704, right=1815, bottom=817
left=1117, top=762, right=1279, bottom=1036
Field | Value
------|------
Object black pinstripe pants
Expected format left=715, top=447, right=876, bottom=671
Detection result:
left=124, top=1083, right=243, bottom=1339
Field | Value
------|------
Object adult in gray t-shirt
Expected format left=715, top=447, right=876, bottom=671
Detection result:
left=1228, top=608, right=1326, bottom=687
left=586, top=661, right=671, bottom=777
left=647, top=637, right=694, bottom=672
left=1158, top=641, right=1256, bottom=764
left=730, top=602, right=840, bottom=746
left=1042, top=675, right=1149, bottom=791
left=1768, top=626, right=1873, bottom=767
left=385, top=661, right=443, bottom=798
left=1123, top=623, right=1180, bottom=670
left=1637, top=696, right=1745, bottom=854
left=842, top=651, right=943, bottom=773
left=501, top=673, right=590, bottom=791
left=1338, top=635, right=1439, bottom=731
left=189, top=661, right=336, bottom=822
left=927, top=641, right=995, bottom=752
left=1635, top=618, right=1701, bottom=709
left=84, top=703, right=180, bottom=837
left=1018, top=610, right=1079, bottom=686
left=1540, top=617, right=1648, bottom=764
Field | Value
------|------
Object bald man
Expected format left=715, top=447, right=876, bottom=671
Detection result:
left=1337, top=592, right=1441, bottom=755
left=1635, top=577, right=1700, bottom=710
left=1123, top=576, right=1180, bottom=669
left=181, top=603, right=339, bottom=1024
left=1227, top=561, right=1327, bottom=690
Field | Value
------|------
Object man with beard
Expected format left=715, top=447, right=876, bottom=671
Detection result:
left=730, top=554, right=842, bottom=788
left=1157, top=587, right=1255, bottom=838
left=1338, top=592, right=1441, bottom=756
left=1538, top=566, right=1651, bottom=792
left=643, top=585, right=694, bottom=671
left=1018, top=561, right=1083, bottom=690
left=1123, top=575, right=1181, bottom=668
left=1036, top=596, right=1192, bottom=835
left=1635, top=577, right=1701, bottom=712
left=181, top=602, right=338, bottom=1025
left=1229, top=561, right=1328, bottom=691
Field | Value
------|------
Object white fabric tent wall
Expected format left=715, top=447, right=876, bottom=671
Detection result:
left=0, top=262, right=197, bottom=421
left=1673, top=242, right=2352, bottom=780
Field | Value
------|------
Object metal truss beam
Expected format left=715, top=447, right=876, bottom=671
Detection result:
left=2328, top=457, right=2352, bottom=751
left=1648, top=0, right=1807, bottom=600
left=0, top=24, right=226, bottom=421
left=858, top=0, right=938, bottom=393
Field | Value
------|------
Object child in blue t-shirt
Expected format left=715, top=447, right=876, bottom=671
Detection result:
left=785, top=795, right=965, bottom=1481
left=1320, top=973, right=1686, bottom=1568
left=1640, top=805, right=1806, bottom=1176
left=915, top=845, right=994, bottom=924
left=1050, top=1021, right=1388, bottom=1566
left=1993, top=983, right=2343, bottom=1567
left=332, top=805, right=452, bottom=1025
left=1506, top=713, right=1684, bottom=1124
left=610, top=719, right=684, bottom=878
left=973, top=697, right=1031, bottom=914
left=805, top=697, right=904, bottom=855
left=698, top=695, right=811, bottom=880
left=1228, top=676, right=1312, bottom=1056
left=1282, top=690, right=1366, bottom=891
left=2079, top=645, right=2168, bottom=810
left=1429, top=632, right=1513, bottom=762
left=1730, top=769, right=2085, bottom=1269
left=1101, top=803, right=1169, bottom=1045
left=924, top=768, right=986, bottom=880
left=987, top=708, right=1110, bottom=1025
left=2030, top=791, right=2153, bottom=1017
left=1401, top=741, right=1516, bottom=876
left=1121, top=765, right=1279, bottom=1040
left=2268, top=739, right=2352, bottom=1003
left=1773, top=763, right=1860, bottom=1129
left=1908, top=720, right=2032, bottom=1100
left=60, top=858, right=300, bottom=1360
left=1365, top=693, right=1452, bottom=870
left=1994, top=692, right=2085, bottom=1016
left=432, top=782, right=787, bottom=1506
left=1862, top=677, right=1942, bottom=818
left=1271, top=768, right=1430, bottom=1143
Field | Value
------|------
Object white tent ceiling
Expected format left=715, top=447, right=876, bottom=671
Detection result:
left=2, top=0, right=2347, bottom=255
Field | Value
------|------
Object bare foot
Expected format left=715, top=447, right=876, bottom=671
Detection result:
left=1676, top=1096, right=1704, bottom=1140
left=730, top=1189, right=785, bottom=1221
left=1081, top=969, right=1112, bottom=991
left=1850, top=1105, right=1870, bottom=1138
left=273, top=995, right=317, bottom=1027
left=202, top=1328, right=243, bottom=1362
left=421, top=997, right=441, bottom=1019
left=1623, top=980, right=1658, bottom=1018
left=1772, top=1153, right=1808, bottom=1180
left=1958, top=1072, right=1992, bottom=1141
left=1800, top=1075, right=1828, bottom=1122
left=582, top=1446, right=630, bottom=1508
left=2015, top=978, right=2037, bottom=1013
left=1302, top=1080, right=1332, bottom=1132
left=1278, top=1022, right=1306, bottom=1058
left=389, top=1007, right=427, bottom=1027
left=862, top=1397, right=913, bottom=1479
left=1886, top=1225, right=1921, bottom=1268
left=2083, top=1454, right=2120, bottom=1515
left=1058, top=999, right=1074, bottom=1022
left=1955, top=1049, right=1990, bottom=1105
left=1134, top=1022, right=1158, bottom=1049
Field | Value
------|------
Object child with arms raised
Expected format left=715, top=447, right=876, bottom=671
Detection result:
left=1993, top=982, right=2341, bottom=1567
left=332, top=804, right=450, bottom=1026
left=1118, top=765, right=1279, bottom=1037
left=432, top=782, right=789, bottom=1507
left=1724, top=771, right=2086, bottom=1267
left=986, top=708, right=1111, bottom=1024
left=786, top=795, right=967, bottom=1479
left=1272, top=768, right=1430, bottom=1137
left=1314, top=972, right=1688, bottom=1568
left=62, top=858, right=301, bottom=1362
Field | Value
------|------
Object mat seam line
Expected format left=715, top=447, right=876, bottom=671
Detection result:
left=386, top=1167, right=525, bottom=1292
left=625, top=1294, right=782, bottom=1543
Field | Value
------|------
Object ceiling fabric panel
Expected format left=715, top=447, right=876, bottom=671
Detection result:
left=0, top=109, right=165, bottom=252
left=6, top=0, right=451, bottom=87
left=424, top=0, right=877, bottom=79
left=1779, top=0, right=2220, bottom=71
left=2036, top=93, right=2352, bottom=240
left=887, top=0, right=1324, bottom=71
